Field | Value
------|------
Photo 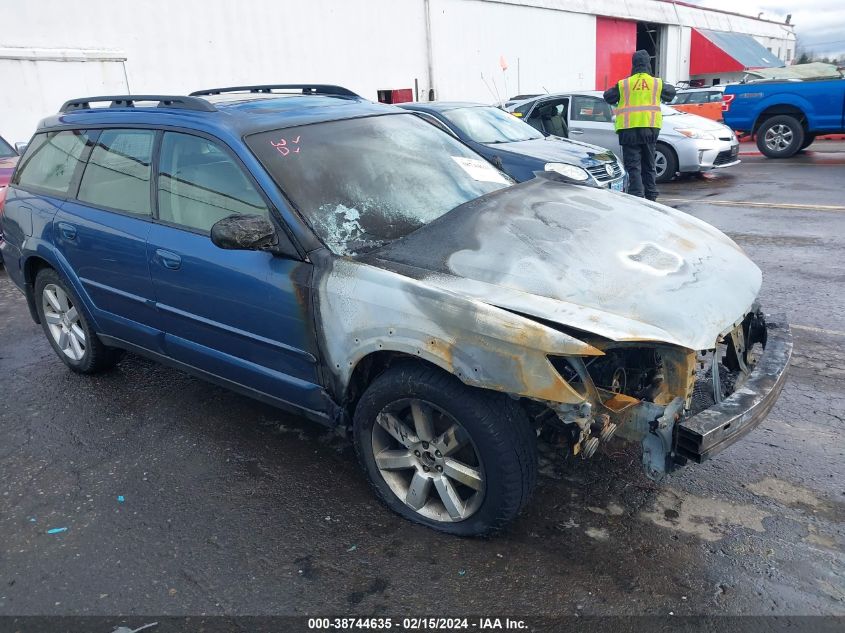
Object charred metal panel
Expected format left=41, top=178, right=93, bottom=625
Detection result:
left=367, top=177, right=761, bottom=352
left=313, top=253, right=603, bottom=405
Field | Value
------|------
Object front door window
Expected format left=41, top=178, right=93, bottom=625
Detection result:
left=157, top=132, right=269, bottom=232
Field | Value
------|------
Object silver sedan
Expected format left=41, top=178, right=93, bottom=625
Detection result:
left=507, top=91, right=740, bottom=183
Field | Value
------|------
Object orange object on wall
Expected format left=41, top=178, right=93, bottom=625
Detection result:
left=595, top=17, right=637, bottom=91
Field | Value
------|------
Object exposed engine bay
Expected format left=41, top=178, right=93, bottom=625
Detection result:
left=536, top=309, right=770, bottom=479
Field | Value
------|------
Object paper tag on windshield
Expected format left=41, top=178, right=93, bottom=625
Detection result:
left=451, top=156, right=509, bottom=184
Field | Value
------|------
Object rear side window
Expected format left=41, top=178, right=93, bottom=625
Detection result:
left=157, top=132, right=269, bottom=233
left=512, top=101, right=534, bottom=117
left=0, top=136, right=15, bottom=158
left=13, top=130, right=91, bottom=195
left=571, top=96, right=613, bottom=122
left=685, top=92, right=710, bottom=104
left=78, top=129, right=155, bottom=216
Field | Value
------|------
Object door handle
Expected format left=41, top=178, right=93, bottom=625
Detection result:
left=155, top=249, right=182, bottom=270
left=57, top=222, right=77, bottom=241
left=570, top=129, right=585, bottom=135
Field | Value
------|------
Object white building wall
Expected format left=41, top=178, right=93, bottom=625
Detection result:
left=1, top=0, right=431, bottom=142
left=0, top=0, right=797, bottom=143
left=0, top=50, right=130, bottom=144
left=428, top=0, right=596, bottom=102
left=661, top=25, right=688, bottom=85
left=754, top=35, right=796, bottom=64
left=691, top=71, right=748, bottom=85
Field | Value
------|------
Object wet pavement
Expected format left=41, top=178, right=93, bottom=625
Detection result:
left=0, top=140, right=843, bottom=617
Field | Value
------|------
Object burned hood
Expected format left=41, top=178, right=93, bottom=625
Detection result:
left=366, top=177, right=761, bottom=351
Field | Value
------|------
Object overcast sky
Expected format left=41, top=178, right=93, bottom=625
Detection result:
left=687, top=0, right=845, bottom=59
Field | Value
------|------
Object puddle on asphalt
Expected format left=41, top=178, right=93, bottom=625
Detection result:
left=584, top=526, right=610, bottom=541
left=640, top=489, right=770, bottom=542
left=587, top=502, right=625, bottom=516
left=805, top=524, right=839, bottom=550
left=746, top=477, right=824, bottom=509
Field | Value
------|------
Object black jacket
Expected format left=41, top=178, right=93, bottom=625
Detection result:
left=603, top=50, right=676, bottom=145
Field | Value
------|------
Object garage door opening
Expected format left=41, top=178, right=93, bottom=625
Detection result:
left=636, top=22, right=665, bottom=76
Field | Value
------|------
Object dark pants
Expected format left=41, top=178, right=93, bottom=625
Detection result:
left=622, top=142, right=658, bottom=201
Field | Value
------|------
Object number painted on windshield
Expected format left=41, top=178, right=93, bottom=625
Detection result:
left=270, top=135, right=301, bottom=157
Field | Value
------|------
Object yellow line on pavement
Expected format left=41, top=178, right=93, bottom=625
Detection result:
left=791, top=324, right=845, bottom=337
left=663, top=198, right=845, bottom=212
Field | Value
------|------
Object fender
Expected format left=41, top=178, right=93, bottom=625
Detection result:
left=21, top=239, right=102, bottom=332
left=751, top=93, right=814, bottom=131
left=315, top=256, right=604, bottom=406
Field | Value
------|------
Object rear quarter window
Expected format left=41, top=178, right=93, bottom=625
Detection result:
left=13, top=130, right=92, bottom=195
left=512, top=102, right=534, bottom=117
left=571, top=96, right=613, bottom=122
left=0, top=135, right=15, bottom=158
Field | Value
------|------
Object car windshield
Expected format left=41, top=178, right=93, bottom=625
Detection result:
left=247, top=113, right=511, bottom=256
left=0, top=136, right=16, bottom=158
left=442, top=106, right=543, bottom=143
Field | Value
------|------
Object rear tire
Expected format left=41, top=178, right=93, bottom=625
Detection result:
left=756, top=115, right=805, bottom=158
left=353, top=362, right=537, bottom=536
left=35, top=268, right=123, bottom=374
left=655, top=143, right=678, bottom=184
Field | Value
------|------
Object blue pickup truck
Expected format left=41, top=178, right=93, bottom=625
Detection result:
left=723, top=78, right=845, bottom=158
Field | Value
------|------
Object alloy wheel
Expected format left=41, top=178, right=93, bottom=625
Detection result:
left=654, top=150, right=667, bottom=178
left=42, top=283, right=86, bottom=361
left=371, top=398, right=485, bottom=522
left=764, top=124, right=794, bottom=152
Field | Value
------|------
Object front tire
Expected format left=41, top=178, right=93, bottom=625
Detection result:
left=655, top=143, right=678, bottom=183
left=756, top=115, right=805, bottom=158
left=35, top=268, right=122, bottom=374
left=353, top=362, right=537, bottom=536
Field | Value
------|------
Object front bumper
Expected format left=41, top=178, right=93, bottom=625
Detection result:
left=674, top=137, right=740, bottom=173
left=602, top=175, right=626, bottom=192
left=675, top=314, right=792, bottom=462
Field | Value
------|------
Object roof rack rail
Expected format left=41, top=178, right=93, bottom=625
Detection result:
left=189, top=84, right=360, bottom=98
left=60, top=95, right=217, bottom=113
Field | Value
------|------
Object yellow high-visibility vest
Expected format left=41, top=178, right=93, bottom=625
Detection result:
left=615, top=73, right=663, bottom=131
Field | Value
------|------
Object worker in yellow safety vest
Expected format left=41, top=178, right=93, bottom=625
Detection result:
left=603, top=50, right=676, bottom=201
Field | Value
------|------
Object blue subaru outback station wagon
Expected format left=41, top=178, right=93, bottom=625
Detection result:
left=0, top=85, right=791, bottom=535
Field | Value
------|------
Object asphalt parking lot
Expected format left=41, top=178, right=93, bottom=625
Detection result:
left=1, top=141, right=843, bottom=618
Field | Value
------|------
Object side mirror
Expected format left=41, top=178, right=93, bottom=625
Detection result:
left=211, top=214, right=294, bottom=256
left=14, top=142, right=27, bottom=155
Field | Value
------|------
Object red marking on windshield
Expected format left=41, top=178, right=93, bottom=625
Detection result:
left=270, top=135, right=301, bottom=156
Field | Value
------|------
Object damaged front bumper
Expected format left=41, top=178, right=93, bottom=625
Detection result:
left=553, top=312, right=792, bottom=480
left=675, top=314, right=792, bottom=463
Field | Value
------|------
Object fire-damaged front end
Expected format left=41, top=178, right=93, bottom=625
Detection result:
left=316, top=175, right=791, bottom=480
left=545, top=309, right=792, bottom=479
